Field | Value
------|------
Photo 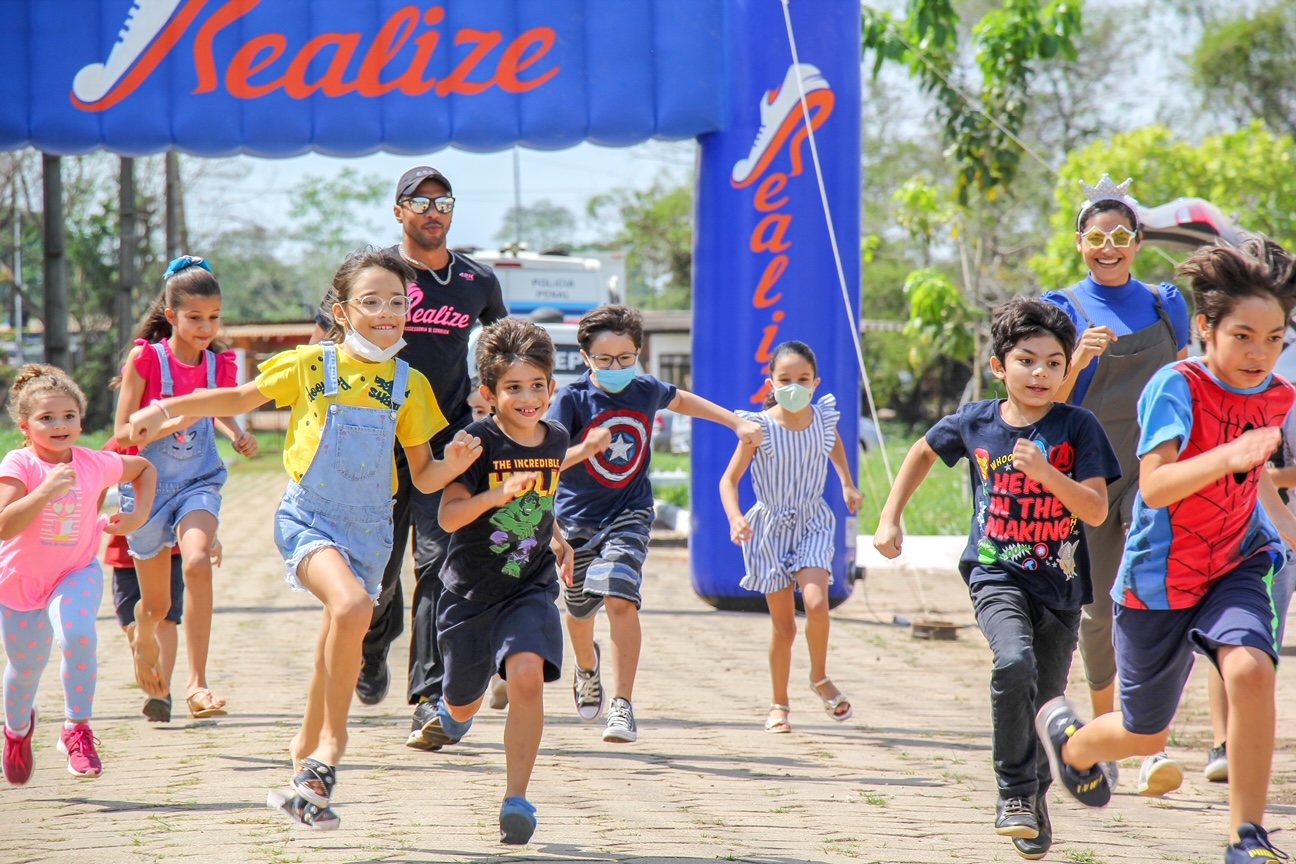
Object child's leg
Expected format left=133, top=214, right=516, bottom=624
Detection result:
left=1208, top=666, right=1228, bottom=748
left=764, top=586, right=797, bottom=709
left=502, top=652, right=546, bottom=800
left=565, top=611, right=599, bottom=672
left=177, top=510, right=220, bottom=705
left=796, top=568, right=840, bottom=698
left=294, top=547, right=373, bottom=767
left=132, top=553, right=173, bottom=698
left=46, top=571, right=103, bottom=724
left=604, top=597, right=641, bottom=701
left=0, top=604, right=53, bottom=731
left=563, top=533, right=600, bottom=672
left=1219, top=644, right=1276, bottom=842
left=293, top=607, right=333, bottom=766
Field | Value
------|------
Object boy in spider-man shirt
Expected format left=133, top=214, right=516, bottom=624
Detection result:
left=1038, top=238, right=1296, bottom=864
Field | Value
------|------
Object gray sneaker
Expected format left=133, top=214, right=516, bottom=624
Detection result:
left=1205, top=743, right=1228, bottom=782
left=573, top=642, right=605, bottom=723
left=603, top=697, right=637, bottom=743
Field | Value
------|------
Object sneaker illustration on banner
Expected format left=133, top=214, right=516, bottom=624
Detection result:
left=72, top=0, right=185, bottom=105
left=730, top=63, right=830, bottom=189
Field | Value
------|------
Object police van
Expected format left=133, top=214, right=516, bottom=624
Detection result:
left=467, top=314, right=587, bottom=390
left=471, top=249, right=623, bottom=322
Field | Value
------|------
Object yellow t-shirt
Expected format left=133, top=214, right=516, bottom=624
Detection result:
left=255, top=345, right=446, bottom=487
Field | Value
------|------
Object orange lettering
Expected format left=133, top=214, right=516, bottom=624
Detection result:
left=194, top=0, right=260, bottom=94
left=755, top=322, right=782, bottom=364
left=754, top=173, right=789, bottom=212
left=74, top=0, right=213, bottom=110
left=751, top=214, right=792, bottom=253
left=397, top=8, right=445, bottom=96
left=753, top=255, right=788, bottom=309
left=226, top=34, right=287, bottom=99
left=750, top=379, right=772, bottom=406
left=787, top=90, right=835, bottom=178
left=356, top=7, right=420, bottom=97
left=284, top=34, right=361, bottom=99
left=435, top=29, right=504, bottom=97
left=496, top=28, right=559, bottom=93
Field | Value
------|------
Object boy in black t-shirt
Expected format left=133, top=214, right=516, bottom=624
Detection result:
left=430, top=318, right=574, bottom=846
left=875, top=298, right=1120, bottom=859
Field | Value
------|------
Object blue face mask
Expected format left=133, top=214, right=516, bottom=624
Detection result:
left=772, top=382, right=813, bottom=413
left=594, top=366, right=636, bottom=393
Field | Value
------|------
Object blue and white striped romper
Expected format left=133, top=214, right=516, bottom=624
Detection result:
left=737, top=394, right=839, bottom=594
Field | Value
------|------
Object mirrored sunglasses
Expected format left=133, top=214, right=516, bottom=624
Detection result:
left=402, top=195, right=455, bottom=215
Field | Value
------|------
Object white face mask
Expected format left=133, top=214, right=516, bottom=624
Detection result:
left=340, top=313, right=406, bottom=363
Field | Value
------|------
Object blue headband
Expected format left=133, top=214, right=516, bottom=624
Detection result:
left=164, top=255, right=212, bottom=279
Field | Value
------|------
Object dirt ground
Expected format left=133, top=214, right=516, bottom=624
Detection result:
left=2, top=468, right=1292, bottom=864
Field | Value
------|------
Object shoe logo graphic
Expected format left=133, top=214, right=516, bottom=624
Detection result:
left=730, top=63, right=832, bottom=189
left=71, top=0, right=195, bottom=111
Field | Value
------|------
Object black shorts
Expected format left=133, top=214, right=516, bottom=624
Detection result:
left=112, top=555, right=185, bottom=628
left=437, top=581, right=563, bottom=707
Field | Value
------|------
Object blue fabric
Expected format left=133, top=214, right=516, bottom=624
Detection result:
left=1042, top=276, right=1191, bottom=405
left=549, top=370, right=676, bottom=528
left=925, top=400, right=1120, bottom=609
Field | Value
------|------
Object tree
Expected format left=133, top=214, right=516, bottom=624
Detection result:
left=587, top=178, right=693, bottom=309
left=494, top=199, right=577, bottom=252
left=1191, top=4, right=1296, bottom=137
left=287, top=168, right=387, bottom=306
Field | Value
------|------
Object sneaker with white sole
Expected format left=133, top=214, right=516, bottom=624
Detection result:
left=573, top=642, right=605, bottom=723
left=603, top=697, right=637, bottom=743
left=58, top=723, right=103, bottom=778
left=1205, top=743, right=1228, bottom=782
left=1137, top=751, right=1183, bottom=797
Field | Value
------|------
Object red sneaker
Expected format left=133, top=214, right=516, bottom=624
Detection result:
left=3, top=709, right=37, bottom=786
left=58, top=723, right=102, bottom=778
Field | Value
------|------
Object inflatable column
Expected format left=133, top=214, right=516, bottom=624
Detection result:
left=691, top=0, right=862, bottom=610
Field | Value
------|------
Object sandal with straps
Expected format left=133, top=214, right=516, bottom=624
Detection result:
left=291, top=757, right=337, bottom=808
left=765, top=704, right=792, bottom=734
left=267, top=788, right=341, bottom=831
left=810, top=677, right=854, bottom=722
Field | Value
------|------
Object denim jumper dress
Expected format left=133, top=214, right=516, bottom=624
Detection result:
left=124, top=342, right=227, bottom=560
left=273, top=342, right=409, bottom=602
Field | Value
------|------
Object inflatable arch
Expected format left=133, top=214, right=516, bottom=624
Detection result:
left=0, top=0, right=862, bottom=608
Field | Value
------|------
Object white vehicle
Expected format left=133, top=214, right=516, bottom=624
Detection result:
left=468, top=321, right=587, bottom=390
left=470, top=249, right=622, bottom=321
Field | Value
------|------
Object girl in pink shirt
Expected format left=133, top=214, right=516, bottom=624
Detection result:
left=0, top=365, right=156, bottom=784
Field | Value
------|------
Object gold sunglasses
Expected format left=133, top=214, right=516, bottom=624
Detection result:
left=1080, top=225, right=1138, bottom=249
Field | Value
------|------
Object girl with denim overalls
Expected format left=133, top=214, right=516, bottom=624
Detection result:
left=125, top=248, right=482, bottom=830
left=114, top=256, right=258, bottom=717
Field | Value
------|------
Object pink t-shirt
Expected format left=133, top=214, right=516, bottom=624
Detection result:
left=0, top=447, right=124, bottom=611
left=128, top=338, right=238, bottom=406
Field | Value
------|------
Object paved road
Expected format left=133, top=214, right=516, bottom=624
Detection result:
left=2, top=468, right=1291, bottom=863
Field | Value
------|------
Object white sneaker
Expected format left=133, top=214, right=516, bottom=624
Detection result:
left=73, top=0, right=185, bottom=104
left=730, top=63, right=830, bottom=187
left=573, top=642, right=605, bottom=723
left=488, top=675, right=509, bottom=711
left=602, top=697, right=637, bottom=743
left=1137, top=752, right=1184, bottom=797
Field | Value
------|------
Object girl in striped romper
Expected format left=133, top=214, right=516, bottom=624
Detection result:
left=720, top=342, right=863, bottom=733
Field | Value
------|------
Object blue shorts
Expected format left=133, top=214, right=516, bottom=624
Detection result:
left=1114, top=552, right=1279, bottom=735
left=112, top=555, right=184, bottom=627
left=561, top=509, right=654, bottom=620
left=273, top=482, right=393, bottom=603
left=438, top=581, right=563, bottom=707
left=126, top=480, right=222, bottom=560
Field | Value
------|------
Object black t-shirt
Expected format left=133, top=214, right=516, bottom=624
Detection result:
left=925, top=400, right=1121, bottom=609
left=440, top=417, right=570, bottom=604
left=316, top=245, right=507, bottom=452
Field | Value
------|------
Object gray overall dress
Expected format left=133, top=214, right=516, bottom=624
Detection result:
left=273, top=342, right=409, bottom=602
left=1063, top=286, right=1178, bottom=690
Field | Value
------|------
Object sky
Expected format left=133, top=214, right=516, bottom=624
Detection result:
left=185, top=140, right=696, bottom=253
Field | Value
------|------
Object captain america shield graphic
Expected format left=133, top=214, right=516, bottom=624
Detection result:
left=587, top=410, right=650, bottom=488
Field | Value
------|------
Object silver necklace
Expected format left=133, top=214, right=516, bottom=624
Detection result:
left=402, top=248, right=456, bottom=286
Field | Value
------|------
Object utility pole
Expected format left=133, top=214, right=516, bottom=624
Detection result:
left=512, top=147, right=522, bottom=251
left=165, top=151, right=181, bottom=260
left=118, top=157, right=137, bottom=357
left=41, top=154, right=69, bottom=370
left=11, top=186, right=22, bottom=363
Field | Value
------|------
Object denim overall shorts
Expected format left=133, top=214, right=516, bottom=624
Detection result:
left=274, top=342, right=408, bottom=602
left=124, top=342, right=227, bottom=560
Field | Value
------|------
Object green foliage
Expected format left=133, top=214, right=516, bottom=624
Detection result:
left=1191, top=4, right=1296, bottom=137
left=858, top=429, right=970, bottom=536
left=494, top=199, right=577, bottom=252
left=207, top=225, right=312, bottom=322
left=587, top=178, right=693, bottom=309
left=1031, top=123, right=1296, bottom=289
left=287, top=167, right=387, bottom=307
left=903, top=268, right=978, bottom=369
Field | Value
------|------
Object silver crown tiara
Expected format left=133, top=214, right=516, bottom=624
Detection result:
left=1080, top=174, right=1135, bottom=204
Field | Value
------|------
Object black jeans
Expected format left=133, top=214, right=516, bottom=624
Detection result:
left=362, top=445, right=453, bottom=706
left=970, top=580, right=1081, bottom=800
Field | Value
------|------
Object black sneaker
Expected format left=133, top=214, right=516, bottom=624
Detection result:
left=415, top=698, right=472, bottom=748
left=1012, top=794, right=1051, bottom=860
left=1225, top=822, right=1288, bottom=863
left=995, top=796, right=1039, bottom=839
left=1034, top=697, right=1111, bottom=807
left=355, top=654, right=390, bottom=706
left=405, top=699, right=443, bottom=751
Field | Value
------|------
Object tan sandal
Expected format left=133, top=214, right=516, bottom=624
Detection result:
left=764, top=704, right=792, bottom=733
left=186, top=689, right=229, bottom=719
left=811, top=677, right=853, bottom=722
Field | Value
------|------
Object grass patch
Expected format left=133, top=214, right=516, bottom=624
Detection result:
left=858, top=424, right=970, bottom=535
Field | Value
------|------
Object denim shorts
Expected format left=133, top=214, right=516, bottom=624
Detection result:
left=112, top=555, right=184, bottom=627
left=274, top=482, right=394, bottom=603
left=125, top=480, right=223, bottom=560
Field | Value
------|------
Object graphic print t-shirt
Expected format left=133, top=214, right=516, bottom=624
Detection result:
left=549, top=371, right=677, bottom=528
left=441, top=418, right=570, bottom=604
left=315, top=246, right=507, bottom=451
left=926, top=400, right=1120, bottom=609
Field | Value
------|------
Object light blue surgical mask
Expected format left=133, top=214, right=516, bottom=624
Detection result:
left=772, top=382, right=813, bottom=413
left=594, top=366, right=636, bottom=393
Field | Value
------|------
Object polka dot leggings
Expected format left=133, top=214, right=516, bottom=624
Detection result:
left=1, top=562, right=102, bottom=732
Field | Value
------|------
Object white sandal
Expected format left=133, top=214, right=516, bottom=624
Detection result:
left=811, top=677, right=853, bottom=722
left=764, top=703, right=792, bottom=733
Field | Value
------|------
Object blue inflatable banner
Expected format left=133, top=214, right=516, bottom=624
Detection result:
left=0, top=0, right=726, bottom=156
left=691, top=0, right=862, bottom=610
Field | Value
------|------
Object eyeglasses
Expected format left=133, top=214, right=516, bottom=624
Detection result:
left=587, top=351, right=639, bottom=370
left=401, top=195, right=455, bottom=215
left=347, top=296, right=410, bottom=315
left=1080, top=224, right=1138, bottom=249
